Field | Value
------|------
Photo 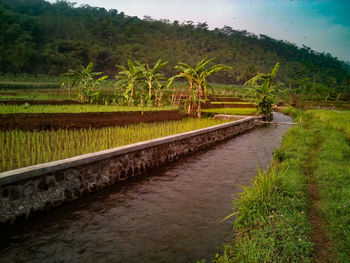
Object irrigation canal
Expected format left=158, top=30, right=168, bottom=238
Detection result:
left=0, top=113, right=293, bottom=263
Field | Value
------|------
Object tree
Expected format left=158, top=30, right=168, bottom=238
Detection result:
left=114, top=59, right=143, bottom=106
left=137, top=59, right=168, bottom=105
left=174, top=58, right=232, bottom=118
left=244, top=63, right=280, bottom=115
left=62, top=62, right=108, bottom=103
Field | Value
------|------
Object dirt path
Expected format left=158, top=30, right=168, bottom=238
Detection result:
left=303, top=136, right=335, bottom=262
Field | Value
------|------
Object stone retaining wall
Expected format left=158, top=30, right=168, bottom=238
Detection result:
left=0, top=117, right=255, bottom=225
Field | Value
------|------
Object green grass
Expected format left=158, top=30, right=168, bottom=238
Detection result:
left=215, top=109, right=350, bottom=262
left=0, top=104, right=177, bottom=114
left=210, top=102, right=255, bottom=105
left=215, top=111, right=314, bottom=262
left=0, top=90, right=73, bottom=101
left=0, top=118, right=230, bottom=172
left=202, top=108, right=257, bottom=116
left=0, top=82, right=60, bottom=90
left=307, top=111, right=350, bottom=261
left=309, top=110, right=350, bottom=138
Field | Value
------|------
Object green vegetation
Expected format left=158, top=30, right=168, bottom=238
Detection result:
left=0, top=118, right=229, bottom=172
left=309, top=110, right=350, bottom=137
left=311, top=113, right=350, bottom=261
left=114, top=59, right=172, bottom=106
left=210, top=102, right=255, bottom=105
left=0, top=90, right=72, bottom=101
left=216, top=109, right=350, bottom=262
left=244, top=63, right=279, bottom=114
left=173, top=58, right=232, bottom=117
left=0, top=104, right=176, bottom=114
left=202, top=108, right=257, bottom=116
left=62, top=62, right=108, bottom=103
left=1, top=0, right=349, bottom=94
left=216, top=111, right=314, bottom=262
left=0, top=82, right=60, bottom=90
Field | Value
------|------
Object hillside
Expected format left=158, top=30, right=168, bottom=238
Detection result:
left=1, top=0, right=349, bottom=88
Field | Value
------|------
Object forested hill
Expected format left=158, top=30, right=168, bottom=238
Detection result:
left=1, top=0, right=350, bottom=86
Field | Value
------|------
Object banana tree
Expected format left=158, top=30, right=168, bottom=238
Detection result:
left=244, top=62, right=280, bottom=115
left=137, top=59, right=168, bottom=105
left=174, top=58, right=232, bottom=118
left=62, top=62, right=108, bottom=103
left=114, top=60, right=143, bottom=106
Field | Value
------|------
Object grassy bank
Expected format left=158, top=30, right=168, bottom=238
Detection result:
left=311, top=111, right=350, bottom=261
left=0, top=118, right=229, bottom=172
left=215, top=109, right=350, bottom=262
left=0, top=104, right=177, bottom=114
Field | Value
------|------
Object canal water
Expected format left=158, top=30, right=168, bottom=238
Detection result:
left=0, top=113, right=292, bottom=263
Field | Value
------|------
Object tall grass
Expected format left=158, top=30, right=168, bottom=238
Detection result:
left=0, top=90, right=73, bottom=101
left=0, top=104, right=177, bottom=114
left=308, top=111, right=350, bottom=261
left=309, top=110, right=350, bottom=138
left=0, top=118, right=229, bottom=172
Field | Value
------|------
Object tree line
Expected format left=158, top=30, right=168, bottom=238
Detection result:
left=1, top=0, right=349, bottom=93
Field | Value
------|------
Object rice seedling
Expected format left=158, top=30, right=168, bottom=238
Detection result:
left=0, top=104, right=177, bottom=114
left=0, top=118, right=229, bottom=172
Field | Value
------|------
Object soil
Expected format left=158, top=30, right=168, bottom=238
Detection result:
left=0, top=100, right=82, bottom=105
left=0, top=110, right=185, bottom=131
left=304, top=136, right=335, bottom=262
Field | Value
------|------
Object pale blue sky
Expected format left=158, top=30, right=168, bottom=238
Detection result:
left=49, top=0, right=350, bottom=61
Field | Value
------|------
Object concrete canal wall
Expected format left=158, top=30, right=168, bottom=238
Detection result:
left=0, top=117, right=258, bottom=225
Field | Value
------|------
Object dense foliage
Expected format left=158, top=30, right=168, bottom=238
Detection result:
left=1, top=0, right=349, bottom=92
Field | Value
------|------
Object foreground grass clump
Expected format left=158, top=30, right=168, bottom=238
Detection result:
left=215, top=111, right=314, bottom=262
left=0, top=118, right=229, bottom=172
left=202, top=108, right=257, bottom=116
left=0, top=104, right=176, bottom=114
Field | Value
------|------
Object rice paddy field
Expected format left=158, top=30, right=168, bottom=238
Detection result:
left=0, top=104, right=177, bottom=114
left=202, top=108, right=257, bottom=116
left=0, top=118, right=229, bottom=172
left=309, top=109, right=350, bottom=137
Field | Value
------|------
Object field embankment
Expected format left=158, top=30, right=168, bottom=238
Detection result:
left=215, top=109, right=350, bottom=262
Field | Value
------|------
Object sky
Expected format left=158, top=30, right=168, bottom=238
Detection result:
left=50, top=0, right=350, bottom=62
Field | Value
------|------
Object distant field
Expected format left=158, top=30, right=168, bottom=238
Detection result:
left=0, top=82, right=60, bottom=90
left=309, top=109, right=350, bottom=137
left=0, top=104, right=177, bottom=114
left=210, top=101, right=255, bottom=105
left=202, top=108, right=257, bottom=115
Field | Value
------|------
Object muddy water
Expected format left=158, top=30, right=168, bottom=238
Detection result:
left=0, top=113, right=292, bottom=263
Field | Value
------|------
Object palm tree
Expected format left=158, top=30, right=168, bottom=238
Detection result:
left=174, top=58, right=232, bottom=118
left=244, top=62, right=280, bottom=115
left=114, top=60, right=143, bottom=106
left=138, top=59, right=168, bottom=105
left=62, top=62, right=108, bottom=103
